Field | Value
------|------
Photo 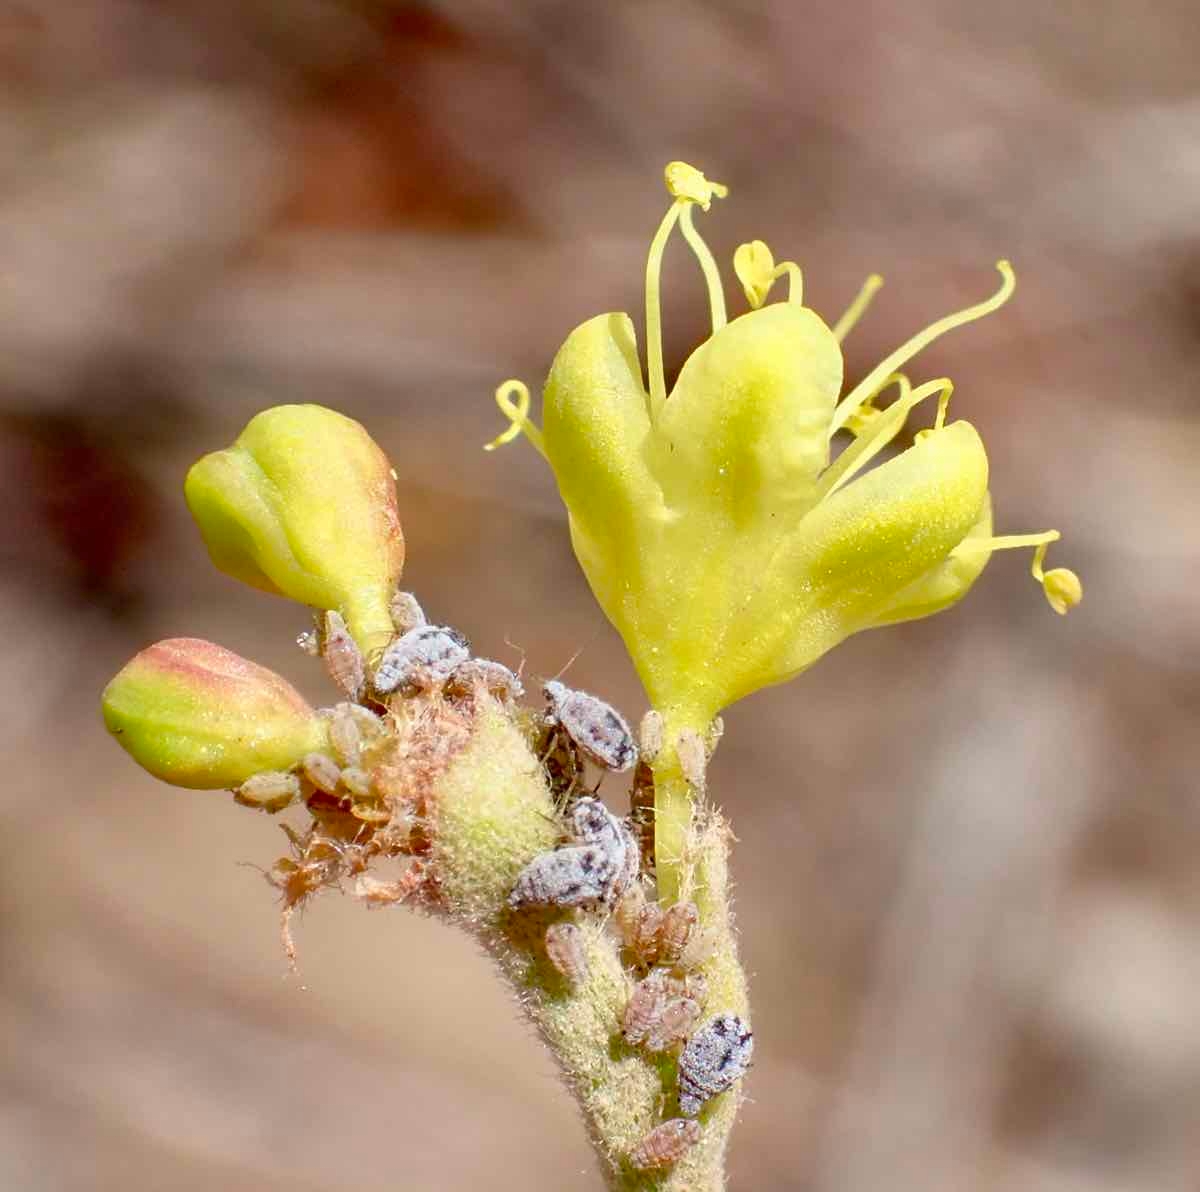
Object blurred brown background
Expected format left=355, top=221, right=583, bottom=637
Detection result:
left=2, top=2, right=1198, bottom=1189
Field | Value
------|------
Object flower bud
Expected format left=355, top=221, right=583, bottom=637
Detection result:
left=185, top=405, right=404, bottom=657
left=101, top=638, right=326, bottom=789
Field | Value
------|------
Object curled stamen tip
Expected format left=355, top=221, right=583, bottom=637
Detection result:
left=733, top=240, right=775, bottom=308
left=664, top=161, right=728, bottom=210
left=1042, top=567, right=1083, bottom=615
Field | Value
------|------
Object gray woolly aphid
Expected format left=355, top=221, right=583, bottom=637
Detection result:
left=677, top=1013, right=754, bottom=1117
left=509, top=797, right=638, bottom=911
left=543, top=679, right=637, bottom=772
left=374, top=625, right=470, bottom=694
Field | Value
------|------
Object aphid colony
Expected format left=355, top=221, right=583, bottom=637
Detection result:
left=234, top=702, right=386, bottom=819
left=250, top=585, right=750, bottom=1168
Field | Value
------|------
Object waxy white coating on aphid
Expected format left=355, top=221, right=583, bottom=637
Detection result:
left=296, top=629, right=319, bottom=656
left=544, top=921, right=589, bottom=989
left=509, top=844, right=622, bottom=910
left=448, top=657, right=524, bottom=702
left=234, top=771, right=300, bottom=813
left=320, top=610, right=365, bottom=700
left=301, top=751, right=342, bottom=794
left=389, top=589, right=427, bottom=636
left=677, top=1014, right=754, bottom=1117
left=629, top=1118, right=701, bottom=1171
left=543, top=680, right=637, bottom=772
left=509, top=797, right=639, bottom=911
left=374, top=625, right=470, bottom=694
left=572, top=796, right=639, bottom=905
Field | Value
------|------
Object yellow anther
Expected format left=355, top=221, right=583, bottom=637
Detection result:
left=732, top=239, right=803, bottom=308
left=485, top=380, right=547, bottom=459
left=734, top=240, right=776, bottom=308
left=1032, top=542, right=1083, bottom=615
left=664, top=161, right=728, bottom=211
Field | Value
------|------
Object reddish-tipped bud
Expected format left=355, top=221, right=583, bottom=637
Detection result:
left=101, top=638, right=326, bottom=789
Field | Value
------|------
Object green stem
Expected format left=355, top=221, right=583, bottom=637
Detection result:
left=426, top=702, right=748, bottom=1190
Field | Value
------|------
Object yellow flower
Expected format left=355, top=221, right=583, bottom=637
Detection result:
left=185, top=405, right=404, bottom=659
left=489, top=163, right=1082, bottom=729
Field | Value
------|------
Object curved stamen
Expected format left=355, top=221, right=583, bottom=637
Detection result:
left=484, top=380, right=547, bottom=459
left=951, top=529, right=1082, bottom=614
left=829, top=262, right=1015, bottom=437
left=832, top=273, right=884, bottom=343
left=679, top=203, right=728, bottom=334
left=817, top=378, right=951, bottom=501
left=844, top=371, right=910, bottom=437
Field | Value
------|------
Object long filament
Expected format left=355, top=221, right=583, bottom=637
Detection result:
left=952, top=529, right=1059, bottom=559
left=829, top=262, right=1015, bottom=437
left=679, top=203, right=727, bottom=334
left=645, top=200, right=685, bottom=420
left=832, top=274, right=884, bottom=342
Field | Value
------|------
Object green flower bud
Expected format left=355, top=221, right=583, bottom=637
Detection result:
left=101, top=638, right=326, bottom=789
left=185, top=405, right=404, bottom=658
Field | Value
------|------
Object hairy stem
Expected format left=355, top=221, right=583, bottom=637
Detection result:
left=421, top=700, right=750, bottom=1190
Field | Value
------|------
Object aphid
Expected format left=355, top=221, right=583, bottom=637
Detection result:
left=509, top=797, right=638, bottom=911
left=675, top=728, right=708, bottom=794
left=544, top=680, right=637, bottom=772
left=623, top=969, right=706, bottom=1051
left=234, top=771, right=301, bottom=813
left=657, top=900, right=700, bottom=966
left=389, top=589, right=427, bottom=636
left=325, top=702, right=384, bottom=767
left=328, top=708, right=362, bottom=766
left=622, top=968, right=674, bottom=1045
left=616, top=884, right=663, bottom=962
left=509, top=844, right=619, bottom=910
left=571, top=796, right=624, bottom=848
left=374, top=625, right=470, bottom=695
left=301, top=751, right=342, bottom=794
left=448, top=657, right=524, bottom=702
left=645, top=994, right=704, bottom=1053
left=339, top=766, right=372, bottom=800
left=544, top=921, right=589, bottom=990
left=638, top=709, right=664, bottom=762
left=296, top=628, right=319, bottom=656
left=629, top=1118, right=701, bottom=1171
left=320, top=610, right=365, bottom=700
left=567, top=798, right=640, bottom=902
left=677, top=1014, right=754, bottom=1117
